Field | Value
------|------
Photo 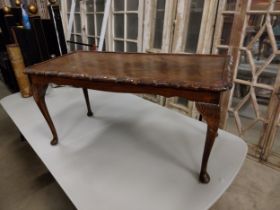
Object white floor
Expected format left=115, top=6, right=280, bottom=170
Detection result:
left=0, top=86, right=247, bottom=210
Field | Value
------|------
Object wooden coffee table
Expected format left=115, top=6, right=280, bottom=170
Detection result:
left=25, top=51, right=232, bottom=183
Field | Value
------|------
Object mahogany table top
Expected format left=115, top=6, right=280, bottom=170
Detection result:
left=25, top=51, right=232, bottom=92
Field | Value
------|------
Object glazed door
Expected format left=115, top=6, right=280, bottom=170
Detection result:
left=213, top=0, right=280, bottom=165
left=141, top=0, right=177, bottom=104
left=142, top=0, right=220, bottom=112
left=166, top=0, right=219, bottom=117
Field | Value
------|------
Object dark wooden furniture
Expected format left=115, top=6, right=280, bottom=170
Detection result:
left=25, top=51, right=232, bottom=184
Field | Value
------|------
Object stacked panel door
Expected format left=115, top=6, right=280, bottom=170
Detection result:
left=213, top=0, right=280, bottom=162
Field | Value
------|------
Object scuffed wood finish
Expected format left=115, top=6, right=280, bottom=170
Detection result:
left=26, top=51, right=232, bottom=184
left=25, top=51, right=232, bottom=92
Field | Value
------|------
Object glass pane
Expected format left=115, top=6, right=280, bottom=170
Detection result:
left=231, top=84, right=250, bottom=107
left=70, top=43, right=75, bottom=51
left=76, top=35, right=82, bottom=42
left=96, top=14, right=104, bottom=34
left=251, top=0, right=270, bottom=10
left=228, top=93, right=265, bottom=147
left=67, top=0, right=72, bottom=12
left=237, top=50, right=253, bottom=81
left=76, top=35, right=83, bottom=50
left=75, top=14, right=81, bottom=33
left=275, top=2, right=280, bottom=10
left=254, top=88, right=272, bottom=109
left=272, top=15, right=280, bottom=50
left=114, top=14, right=124, bottom=38
left=127, top=42, right=137, bottom=52
left=103, top=41, right=106, bottom=51
left=157, top=0, right=166, bottom=9
left=70, top=35, right=75, bottom=51
left=184, top=0, right=205, bottom=53
left=127, top=14, right=138, bottom=39
left=127, top=0, right=139, bottom=11
left=225, top=0, right=237, bottom=10
left=88, top=37, right=95, bottom=46
left=243, top=15, right=265, bottom=51
left=220, top=15, right=234, bottom=45
left=75, top=0, right=80, bottom=12
left=70, top=37, right=75, bottom=45
left=86, top=0, right=94, bottom=12
left=67, top=14, right=74, bottom=33
left=218, top=48, right=229, bottom=55
left=272, top=127, right=280, bottom=154
left=115, top=41, right=124, bottom=52
left=242, top=121, right=264, bottom=145
left=177, top=98, right=188, bottom=106
left=153, top=0, right=166, bottom=49
left=87, top=14, right=95, bottom=35
left=242, top=14, right=278, bottom=86
left=96, top=0, right=105, bottom=11
left=114, top=0, right=124, bottom=11
left=88, top=37, right=97, bottom=50
left=257, top=64, right=278, bottom=86
left=153, top=11, right=164, bottom=49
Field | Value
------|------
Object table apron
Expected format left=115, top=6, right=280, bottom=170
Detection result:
left=30, top=75, right=221, bottom=104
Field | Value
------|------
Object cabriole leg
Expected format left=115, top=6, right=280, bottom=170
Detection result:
left=196, top=102, right=220, bottom=184
left=32, top=84, right=58, bottom=145
left=82, top=88, right=93, bottom=116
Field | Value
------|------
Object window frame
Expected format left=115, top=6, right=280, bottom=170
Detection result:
left=84, top=0, right=106, bottom=50
left=142, top=0, right=177, bottom=53
left=109, top=0, right=144, bottom=52
left=61, top=0, right=108, bottom=51
left=61, top=0, right=144, bottom=52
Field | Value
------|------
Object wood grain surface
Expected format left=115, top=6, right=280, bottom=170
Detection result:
left=25, top=51, right=232, bottom=92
